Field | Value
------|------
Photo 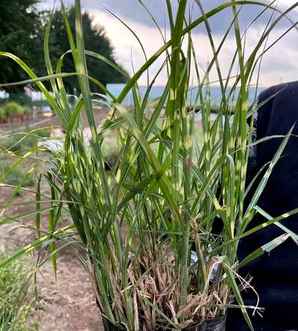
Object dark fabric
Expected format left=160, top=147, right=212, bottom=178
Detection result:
left=227, top=81, right=298, bottom=331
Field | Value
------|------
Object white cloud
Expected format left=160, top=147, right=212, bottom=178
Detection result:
left=91, top=9, right=298, bottom=86
left=91, top=10, right=169, bottom=85
left=39, top=0, right=298, bottom=87
left=276, top=0, right=298, bottom=7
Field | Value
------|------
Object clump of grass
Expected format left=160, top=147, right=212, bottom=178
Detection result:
left=0, top=0, right=298, bottom=330
left=0, top=256, right=35, bottom=331
left=0, top=161, right=34, bottom=188
left=0, top=127, right=51, bottom=189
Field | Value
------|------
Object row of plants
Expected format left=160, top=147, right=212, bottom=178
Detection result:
left=0, top=0, right=297, bottom=330
left=0, top=102, right=32, bottom=123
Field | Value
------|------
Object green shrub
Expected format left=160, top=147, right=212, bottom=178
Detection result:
left=1, top=165, right=34, bottom=188
left=0, top=107, right=7, bottom=121
left=23, top=106, right=32, bottom=115
left=0, top=128, right=48, bottom=188
left=1, top=128, right=51, bottom=154
left=0, top=102, right=31, bottom=121
left=0, top=156, right=34, bottom=188
left=8, top=93, right=32, bottom=107
left=3, top=102, right=25, bottom=117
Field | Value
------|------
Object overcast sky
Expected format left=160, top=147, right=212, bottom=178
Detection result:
left=39, top=0, right=298, bottom=86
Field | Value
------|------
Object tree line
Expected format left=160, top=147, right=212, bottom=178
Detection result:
left=0, top=0, right=128, bottom=96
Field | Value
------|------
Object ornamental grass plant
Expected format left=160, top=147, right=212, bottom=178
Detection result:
left=1, top=0, right=298, bottom=330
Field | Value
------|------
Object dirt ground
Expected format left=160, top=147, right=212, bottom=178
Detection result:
left=33, top=254, right=103, bottom=331
left=0, top=187, right=103, bottom=331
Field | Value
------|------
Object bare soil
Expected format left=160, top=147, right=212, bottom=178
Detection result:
left=33, top=255, right=102, bottom=331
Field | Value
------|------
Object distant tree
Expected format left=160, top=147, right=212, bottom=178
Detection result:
left=0, top=3, right=127, bottom=97
left=0, top=0, right=41, bottom=93
left=38, top=7, right=128, bottom=94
